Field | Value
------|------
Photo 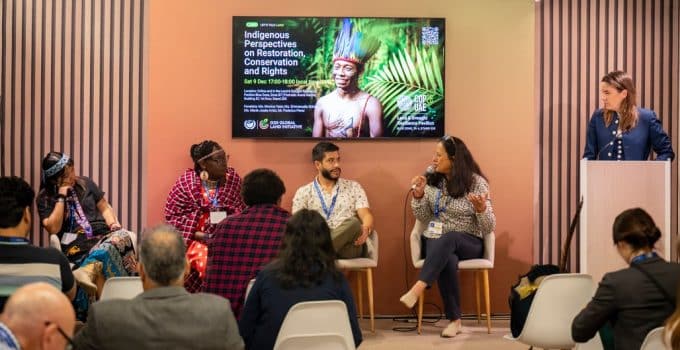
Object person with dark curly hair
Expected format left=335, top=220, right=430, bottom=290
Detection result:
left=238, top=209, right=362, bottom=350
left=164, top=140, right=246, bottom=293
left=572, top=208, right=680, bottom=350
left=204, top=168, right=290, bottom=318
left=401, top=135, right=495, bottom=338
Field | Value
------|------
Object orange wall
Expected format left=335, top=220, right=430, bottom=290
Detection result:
left=148, top=0, right=535, bottom=315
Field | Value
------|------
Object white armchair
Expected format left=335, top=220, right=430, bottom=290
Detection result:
left=409, top=220, right=495, bottom=334
left=336, top=230, right=378, bottom=332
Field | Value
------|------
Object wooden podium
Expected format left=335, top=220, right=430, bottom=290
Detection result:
left=579, top=159, right=671, bottom=282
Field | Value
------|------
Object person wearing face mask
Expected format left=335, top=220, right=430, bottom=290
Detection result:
left=37, top=152, right=137, bottom=299
left=292, top=142, right=374, bottom=259
left=572, top=208, right=680, bottom=350
left=583, top=70, right=674, bottom=161
left=400, top=135, right=496, bottom=338
left=164, top=140, right=246, bottom=293
left=312, top=18, right=383, bottom=138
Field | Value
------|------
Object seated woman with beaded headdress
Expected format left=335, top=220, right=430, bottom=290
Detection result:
left=164, top=140, right=246, bottom=293
left=36, top=152, right=137, bottom=299
left=312, top=18, right=383, bottom=138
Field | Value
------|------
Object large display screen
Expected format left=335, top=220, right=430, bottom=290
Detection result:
left=232, top=16, right=445, bottom=138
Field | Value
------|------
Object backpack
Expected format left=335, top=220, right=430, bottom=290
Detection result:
left=508, top=199, right=583, bottom=338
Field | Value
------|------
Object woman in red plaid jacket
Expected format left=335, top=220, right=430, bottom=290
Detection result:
left=164, top=140, right=246, bottom=292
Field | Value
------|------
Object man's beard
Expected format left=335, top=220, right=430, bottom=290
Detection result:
left=321, top=168, right=341, bottom=180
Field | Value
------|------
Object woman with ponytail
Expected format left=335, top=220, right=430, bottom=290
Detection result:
left=583, top=71, right=674, bottom=161
left=164, top=140, right=246, bottom=293
left=572, top=208, right=680, bottom=350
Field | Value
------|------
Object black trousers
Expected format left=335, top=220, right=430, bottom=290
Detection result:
left=418, top=231, right=483, bottom=320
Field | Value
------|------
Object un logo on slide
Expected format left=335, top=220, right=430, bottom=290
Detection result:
left=244, top=120, right=257, bottom=130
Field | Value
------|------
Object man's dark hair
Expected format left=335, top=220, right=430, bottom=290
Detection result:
left=0, top=176, right=35, bottom=228
left=139, top=225, right=186, bottom=286
left=311, top=142, right=340, bottom=162
left=241, top=168, right=285, bottom=206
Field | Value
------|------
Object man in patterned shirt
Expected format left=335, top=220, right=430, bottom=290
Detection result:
left=292, top=142, right=375, bottom=258
left=204, top=169, right=289, bottom=318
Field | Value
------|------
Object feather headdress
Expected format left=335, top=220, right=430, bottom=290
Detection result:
left=333, top=18, right=380, bottom=66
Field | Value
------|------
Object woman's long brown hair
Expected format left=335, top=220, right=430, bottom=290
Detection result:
left=601, top=71, right=638, bottom=132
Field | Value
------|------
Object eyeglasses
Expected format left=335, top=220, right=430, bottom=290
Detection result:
left=44, top=321, right=75, bottom=350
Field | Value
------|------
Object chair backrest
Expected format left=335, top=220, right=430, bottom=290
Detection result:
left=410, top=219, right=495, bottom=266
left=639, top=326, right=665, bottom=350
left=482, top=231, right=495, bottom=265
left=518, top=273, right=595, bottom=349
left=244, top=278, right=256, bottom=305
left=275, top=333, right=350, bottom=350
left=273, top=300, right=355, bottom=350
left=410, top=220, right=428, bottom=266
left=366, top=230, right=379, bottom=262
left=100, top=277, right=144, bottom=300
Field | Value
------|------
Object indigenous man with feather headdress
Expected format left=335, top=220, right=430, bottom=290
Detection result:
left=313, top=19, right=383, bottom=138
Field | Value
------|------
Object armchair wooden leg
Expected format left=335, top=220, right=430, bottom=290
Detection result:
left=475, top=271, right=481, bottom=324
left=417, top=294, right=424, bottom=334
left=366, top=268, right=375, bottom=333
left=482, top=269, right=491, bottom=334
left=356, top=271, right=364, bottom=320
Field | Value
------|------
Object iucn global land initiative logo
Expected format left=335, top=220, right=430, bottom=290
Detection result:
left=259, top=118, right=270, bottom=130
left=244, top=120, right=256, bottom=130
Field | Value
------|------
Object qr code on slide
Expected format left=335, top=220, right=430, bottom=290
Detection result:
left=421, top=27, right=439, bottom=46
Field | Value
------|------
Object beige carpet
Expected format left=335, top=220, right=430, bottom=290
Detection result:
left=358, top=318, right=528, bottom=350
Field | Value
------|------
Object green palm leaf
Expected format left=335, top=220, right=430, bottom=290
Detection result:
left=363, top=44, right=444, bottom=135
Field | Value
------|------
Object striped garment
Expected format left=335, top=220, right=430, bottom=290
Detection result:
left=0, top=238, right=74, bottom=310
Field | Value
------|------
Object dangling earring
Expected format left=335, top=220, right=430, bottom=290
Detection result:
left=200, top=170, right=209, bottom=181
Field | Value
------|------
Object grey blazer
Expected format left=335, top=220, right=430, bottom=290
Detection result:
left=572, top=257, right=680, bottom=350
left=74, top=286, right=244, bottom=350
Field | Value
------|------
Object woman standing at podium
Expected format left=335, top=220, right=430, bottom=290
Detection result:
left=583, top=70, right=674, bottom=161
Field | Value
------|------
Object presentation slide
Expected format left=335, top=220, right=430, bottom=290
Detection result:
left=232, top=17, right=446, bottom=139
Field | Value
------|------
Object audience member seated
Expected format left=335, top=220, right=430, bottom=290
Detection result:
left=238, top=209, right=362, bottom=350
left=572, top=208, right=680, bottom=350
left=74, top=225, right=244, bottom=350
left=292, top=141, right=374, bottom=259
left=0, top=176, right=76, bottom=311
left=204, top=168, right=290, bottom=318
left=664, top=247, right=680, bottom=350
left=37, top=152, right=137, bottom=295
left=165, top=140, right=246, bottom=293
left=0, top=282, right=76, bottom=350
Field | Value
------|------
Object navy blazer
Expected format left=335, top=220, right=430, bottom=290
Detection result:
left=583, top=108, right=675, bottom=161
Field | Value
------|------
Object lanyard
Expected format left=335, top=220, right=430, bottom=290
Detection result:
left=201, top=182, right=220, bottom=208
left=434, top=189, right=449, bottom=219
left=630, top=251, right=658, bottom=265
left=0, top=236, right=30, bottom=245
left=313, top=179, right=339, bottom=220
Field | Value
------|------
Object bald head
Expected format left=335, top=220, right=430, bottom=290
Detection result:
left=139, top=225, right=187, bottom=287
left=0, top=283, right=75, bottom=350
